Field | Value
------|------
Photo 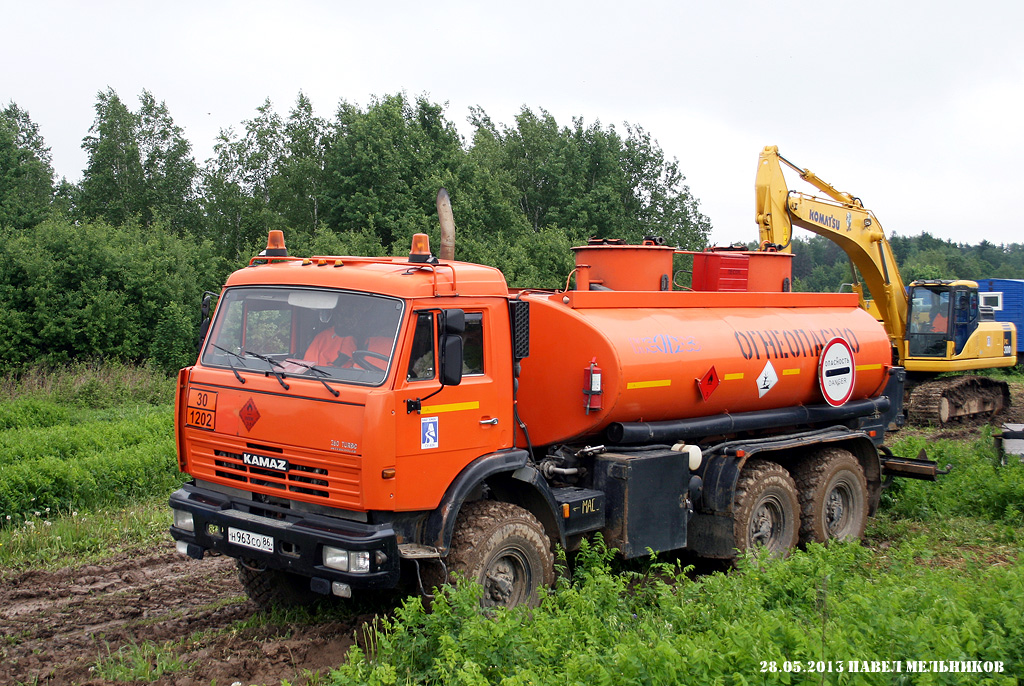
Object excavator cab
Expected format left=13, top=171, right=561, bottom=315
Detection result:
left=906, top=281, right=980, bottom=358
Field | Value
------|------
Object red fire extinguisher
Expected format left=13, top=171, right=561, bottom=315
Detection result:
left=583, top=357, right=603, bottom=414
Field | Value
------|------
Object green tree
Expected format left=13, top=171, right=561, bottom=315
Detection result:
left=201, top=99, right=285, bottom=258
left=0, top=217, right=225, bottom=366
left=321, top=93, right=466, bottom=249
left=77, top=88, right=146, bottom=226
left=149, top=300, right=196, bottom=374
left=271, top=92, right=328, bottom=235
left=77, top=89, right=199, bottom=233
left=0, top=103, right=55, bottom=230
left=470, top=106, right=711, bottom=250
left=137, top=90, right=200, bottom=233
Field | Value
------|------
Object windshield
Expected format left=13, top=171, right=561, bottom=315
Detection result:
left=201, top=287, right=404, bottom=386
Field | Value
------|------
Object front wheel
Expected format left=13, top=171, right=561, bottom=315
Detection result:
left=732, top=460, right=800, bottom=557
left=447, top=501, right=555, bottom=608
left=236, top=560, right=321, bottom=611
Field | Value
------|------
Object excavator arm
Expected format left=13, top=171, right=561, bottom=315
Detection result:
left=755, top=145, right=908, bottom=350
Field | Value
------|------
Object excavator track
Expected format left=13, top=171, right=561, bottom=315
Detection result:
left=906, top=376, right=1010, bottom=426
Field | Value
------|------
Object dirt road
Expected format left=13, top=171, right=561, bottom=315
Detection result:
left=0, top=541, right=366, bottom=685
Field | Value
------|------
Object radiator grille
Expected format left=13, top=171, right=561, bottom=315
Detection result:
left=214, top=449, right=331, bottom=498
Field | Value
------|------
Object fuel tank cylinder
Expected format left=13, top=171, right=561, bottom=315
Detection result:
left=515, top=290, right=892, bottom=447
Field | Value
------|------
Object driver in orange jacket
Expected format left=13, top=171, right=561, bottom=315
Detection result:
left=304, top=301, right=392, bottom=370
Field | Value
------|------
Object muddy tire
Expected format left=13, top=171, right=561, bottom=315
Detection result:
left=237, top=560, right=321, bottom=611
left=733, top=461, right=800, bottom=557
left=793, top=448, right=868, bottom=545
left=447, top=501, right=555, bottom=608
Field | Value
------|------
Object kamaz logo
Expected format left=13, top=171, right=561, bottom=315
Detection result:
left=243, top=452, right=289, bottom=472
left=808, top=209, right=841, bottom=230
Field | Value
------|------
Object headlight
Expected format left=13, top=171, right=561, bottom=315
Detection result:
left=173, top=510, right=195, bottom=533
left=350, top=551, right=371, bottom=574
left=323, top=546, right=349, bottom=572
left=323, top=547, right=372, bottom=574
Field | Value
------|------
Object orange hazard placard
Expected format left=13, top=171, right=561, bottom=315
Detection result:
left=185, top=388, right=217, bottom=431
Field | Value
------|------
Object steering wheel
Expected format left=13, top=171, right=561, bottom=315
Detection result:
left=350, top=349, right=389, bottom=371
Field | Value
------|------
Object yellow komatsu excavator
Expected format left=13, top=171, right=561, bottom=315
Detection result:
left=755, top=145, right=1017, bottom=424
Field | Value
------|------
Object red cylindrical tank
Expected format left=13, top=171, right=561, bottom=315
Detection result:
left=516, top=289, right=892, bottom=447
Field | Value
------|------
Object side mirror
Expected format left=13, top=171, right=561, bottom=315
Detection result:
left=196, top=292, right=218, bottom=352
left=200, top=293, right=213, bottom=320
left=440, top=334, right=464, bottom=386
left=405, top=308, right=465, bottom=413
left=442, top=309, right=465, bottom=335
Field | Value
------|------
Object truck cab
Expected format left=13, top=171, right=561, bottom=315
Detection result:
left=170, top=234, right=522, bottom=603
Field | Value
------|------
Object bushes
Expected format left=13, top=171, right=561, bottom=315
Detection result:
left=882, top=430, right=1024, bottom=525
left=334, top=539, right=1023, bottom=685
left=0, top=217, right=226, bottom=368
left=333, top=432, right=1024, bottom=685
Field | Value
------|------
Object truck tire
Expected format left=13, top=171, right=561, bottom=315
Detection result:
left=237, top=560, right=321, bottom=611
left=732, top=461, right=800, bottom=557
left=793, top=448, right=868, bottom=544
left=447, top=500, right=555, bottom=608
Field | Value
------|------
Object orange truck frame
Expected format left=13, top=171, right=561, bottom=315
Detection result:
left=170, top=221, right=935, bottom=608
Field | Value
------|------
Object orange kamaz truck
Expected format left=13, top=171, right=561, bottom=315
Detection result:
left=170, top=208, right=935, bottom=608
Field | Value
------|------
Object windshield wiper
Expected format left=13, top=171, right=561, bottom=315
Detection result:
left=283, top=359, right=340, bottom=397
left=243, top=350, right=290, bottom=390
left=211, top=344, right=247, bottom=384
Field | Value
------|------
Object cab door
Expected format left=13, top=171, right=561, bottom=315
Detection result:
left=392, top=303, right=513, bottom=510
left=952, top=287, right=979, bottom=355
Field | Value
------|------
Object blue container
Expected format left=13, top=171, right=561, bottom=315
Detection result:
left=976, top=278, right=1024, bottom=354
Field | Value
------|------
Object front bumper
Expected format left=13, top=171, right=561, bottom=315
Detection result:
left=169, top=482, right=400, bottom=591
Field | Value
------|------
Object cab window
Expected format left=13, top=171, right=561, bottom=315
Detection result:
left=463, top=313, right=484, bottom=375
left=407, top=313, right=436, bottom=381
left=406, top=311, right=483, bottom=380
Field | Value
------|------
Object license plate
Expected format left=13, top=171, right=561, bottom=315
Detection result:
left=228, top=527, right=274, bottom=553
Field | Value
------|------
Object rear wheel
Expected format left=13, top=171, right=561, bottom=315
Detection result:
left=447, top=501, right=555, bottom=608
left=732, top=461, right=800, bottom=557
left=237, top=560, right=321, bottom=611
left=793, top=448, right=868, bottom=544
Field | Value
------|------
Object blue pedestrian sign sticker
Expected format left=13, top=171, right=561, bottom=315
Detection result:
left=421, top=416, right=439, bottom=450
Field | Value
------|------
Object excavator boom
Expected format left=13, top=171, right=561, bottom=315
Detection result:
left=755, top=146, right=908, bottom=349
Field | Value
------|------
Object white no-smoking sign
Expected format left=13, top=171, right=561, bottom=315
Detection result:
left=818, top=338, right=856, bottom=407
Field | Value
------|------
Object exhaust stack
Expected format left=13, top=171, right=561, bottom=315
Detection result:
left=437, top=188, right=455, bottom=261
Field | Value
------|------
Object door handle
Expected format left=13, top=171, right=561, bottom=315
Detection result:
left=479, top=417, right=499, bottom=425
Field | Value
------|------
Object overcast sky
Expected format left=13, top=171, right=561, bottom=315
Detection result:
left=4, top=0, right=1023, bottom=247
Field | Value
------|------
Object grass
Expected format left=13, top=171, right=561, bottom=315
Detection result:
left=0, top=363, right=183, bottom=527
left=332, top=536, right=1022, bottom=685
left=883, top=428, right=1024, bottom=526
left=328, top=422, right=1024, bottom=686
left=0, top=495, right=173, bottom=571
left=91, top=639, right=186, bottom=682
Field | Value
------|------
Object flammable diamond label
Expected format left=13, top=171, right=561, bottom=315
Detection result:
left=239, top=398, right=261, bottom=431
left=696, top=365, right=721, bottom=402
left=757, top=360, right=778, bottom=398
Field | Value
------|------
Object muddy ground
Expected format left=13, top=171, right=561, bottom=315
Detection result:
left=0, top=543, right=373, bottom=686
